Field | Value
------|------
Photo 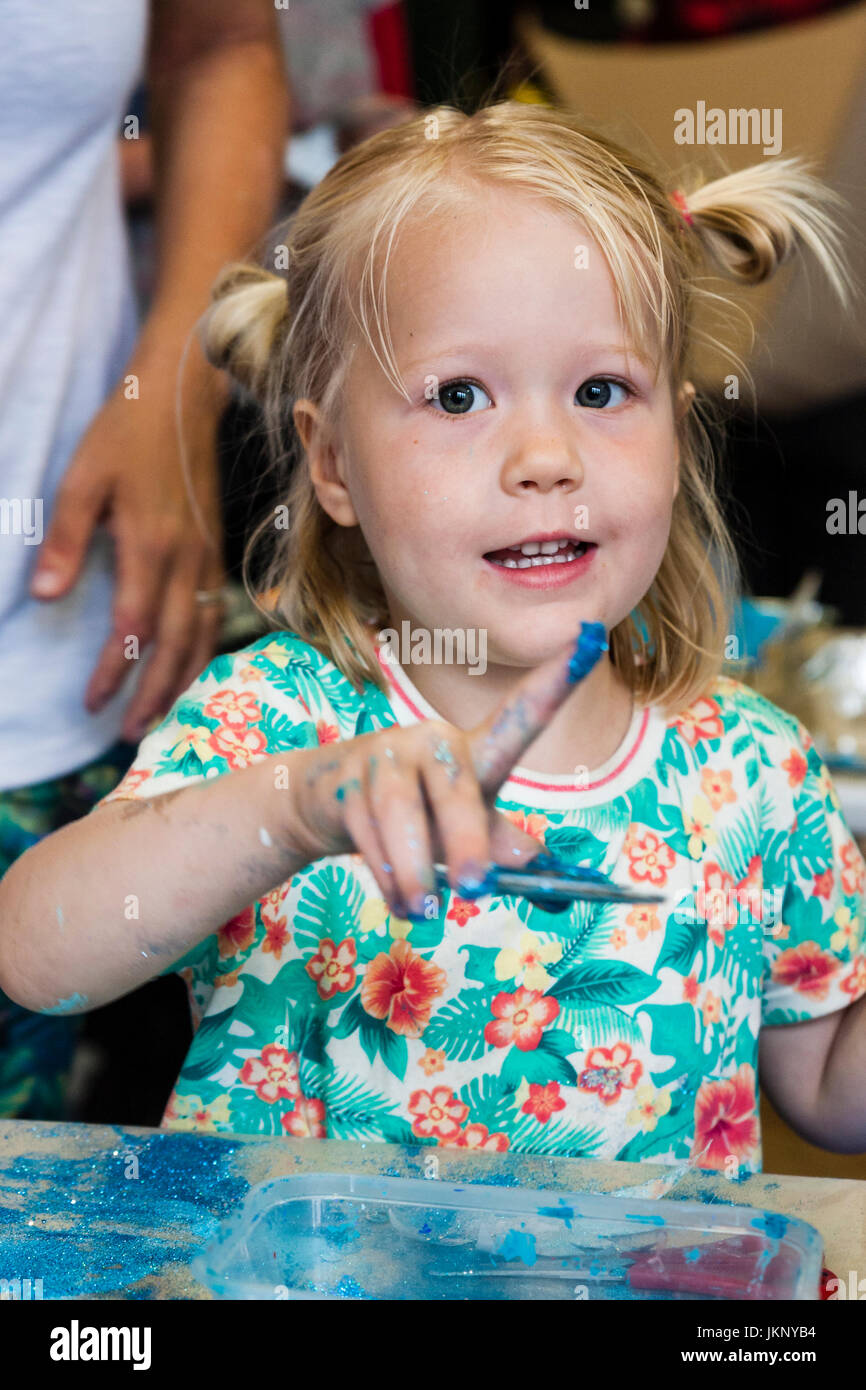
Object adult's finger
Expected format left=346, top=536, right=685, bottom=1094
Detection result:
left=469, top=620, right=608, bottom=795
left=119, top=546, right=202, bottom=741
left=85, top=514, right=170, bottom=712
left=31, top=469, right=108, bottom=600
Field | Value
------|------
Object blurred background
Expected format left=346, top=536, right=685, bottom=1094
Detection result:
left=3, top=0, right=865, bottom=1182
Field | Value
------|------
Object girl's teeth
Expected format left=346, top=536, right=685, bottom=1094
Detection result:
left=497, top=544, right=587, bottom=569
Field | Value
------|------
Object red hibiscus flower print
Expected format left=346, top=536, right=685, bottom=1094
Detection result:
left=781, top=749, right=807, bottom=788
left=408, top=1086, right=469, bottom=1141
left=316, top=719, right=339, bottom=744
left=262, top=918, right=290, bottom=961
left=841, top=957, right=866, bottom=998
left=281, top=1094, right=326, bottom=1138
left=700, top=767, right=736, bottom=812
left=841, top=841, right=866, bottom=897
left=625, top=826, right=676, bottom=887
left=683, top=972, right=699, bottom=1004
left=502, top=809, right=548, bottom=842
left=239, top=1045, right=300, bottom=1104
left=484, top=987, right=559, bottom=1052
left=453, top=1123, right=509, bottom=1151
left=204, top=688, right=263, bottom=727
left=699, top=861, right=736, bottom=949
left=116, top=767, right=152, bottom=796
left=812, top=869, right=833, bottom=900
left=218, top=905, right=256, bottom=959
left=261, top=882, right=290, bottom=928
left=736, top=855, right=764, bottom=924
left=691, top=1063, right=759, bottom=1170
left=577, top=1042, right=643, bottom=1105
left=361, top=939, right=447, bottom=1036
left=521, top=1081, right=567, bottom=1124
left=772, top=940, right=838, bottom=1001
left=209, top=724, right=268, bottom=769
left=675, top=695, right=723, bottom=747
left=447, top=897, right=480, bottom=927
left=305, top=937, right=357, bottom=1001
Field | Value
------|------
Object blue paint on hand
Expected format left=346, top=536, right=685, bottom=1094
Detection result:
left=42, top=992, right=88, bottom=1014
left=567, top=621, right=608, bottom=685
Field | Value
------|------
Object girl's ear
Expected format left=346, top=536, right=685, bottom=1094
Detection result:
left=292, top=398, right=358, bottom=527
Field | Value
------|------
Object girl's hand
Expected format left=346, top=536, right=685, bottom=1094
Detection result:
left=285, top=624, right=606, bottom=918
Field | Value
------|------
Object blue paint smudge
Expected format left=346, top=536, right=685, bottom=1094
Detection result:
left=537, top=1199, right=575, bottom=1228
left=751, top=1211, right=787, bottom=1239
left=497, top=1229, right=538, bottom=1266
left=684, top=1247, right=701, bottom=1262
left=625, top=1213, right=666, bottom=1225
left=42, top=992, right=88, bottom=1014
left=567, top=621, right=608, bottom=684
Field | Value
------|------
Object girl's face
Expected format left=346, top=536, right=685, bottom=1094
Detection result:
left=302, top=184, right=690, bottom=670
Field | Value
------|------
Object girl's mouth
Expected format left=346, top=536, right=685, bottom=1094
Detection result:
left=482, top=537, right=598, bottom=589
left=484, top=538, right=592, bottom=568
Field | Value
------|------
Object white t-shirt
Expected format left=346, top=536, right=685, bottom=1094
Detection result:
left=0, top=1, right=149, bottom=790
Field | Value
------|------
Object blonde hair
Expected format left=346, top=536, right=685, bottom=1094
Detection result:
left=201, top=101, right=854, bottom=717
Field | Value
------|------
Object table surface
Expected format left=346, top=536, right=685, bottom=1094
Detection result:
left=1, top=1119, right=864, bottom=1299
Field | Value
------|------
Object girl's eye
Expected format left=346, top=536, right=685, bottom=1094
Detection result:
left=576, top=377, right=632, bottom=409
left=428, top=379, right=492, bottom=415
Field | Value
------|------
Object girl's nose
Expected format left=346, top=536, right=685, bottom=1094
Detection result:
left=501, top=435, right=585, bottom=493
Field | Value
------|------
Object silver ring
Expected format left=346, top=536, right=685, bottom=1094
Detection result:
left=194, top=586, right=231, bottom=607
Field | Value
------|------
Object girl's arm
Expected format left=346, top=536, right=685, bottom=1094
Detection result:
left=759, top=1003, right=866, bottom=1152
left=0, top=625, right=602, bottom=1018
left=0, top=751, right=318, bottom=1015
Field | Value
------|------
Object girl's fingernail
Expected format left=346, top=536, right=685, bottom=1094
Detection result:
left=456, top=862, right=493, bottom=898
left=567, top=620, right=608, bottom=684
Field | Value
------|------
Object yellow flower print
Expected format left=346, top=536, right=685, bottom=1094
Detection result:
left=359, top=898, right=389, bottom=936
left=701, top=989, right=722, bottom=1026
left=170, top=726, right=219, bottom=763
left=494, top=930, right=563, bottom=990
left=626, top=1084, right=672, bottom=1133
left=168, top=1093, right=232, bottom=1131
left=389, top=913, right=412, bottom=940
left=831, top=905, right=861, bottom=954
left=687, top=793, right=716, bottom=859
left=513, top=1078, right=532, bottom=1110
left=257, top=640, right=291, bottom=669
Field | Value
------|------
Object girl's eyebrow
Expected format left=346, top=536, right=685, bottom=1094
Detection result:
left=404, top=342, right=655, bottom=372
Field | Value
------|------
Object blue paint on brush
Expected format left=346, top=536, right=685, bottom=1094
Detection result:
left=567, top=621, right=608, bottom=684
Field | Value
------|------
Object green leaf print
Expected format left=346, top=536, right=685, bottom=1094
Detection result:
left=544, top=825, right=607, bottom=863
left=173, top=1012, right=236, bottom=1083
left=556, top=1002, right=644, bottom=1050
left=257, top=703, right=318, bottom=752
left=458, top=944, right=501, bottom=988
left=356, top=1013, right=408, bottom=1081
left=500, top=1030, right=579, bottom=1088
left=548, top=960, right=660, bottom=1007
left=458, top=1073, right=521, bottom=1132
left=331, top=992, right=366, bottom=1041
left=273, top=957, right=322, bottom=1008
left=174, top=702, right=218, bottom=728
left=789, top=798, right=833, bottom=878
left=423, top=989, right=499, bottom=1063
left=637, top=1001, right=715, bottom=1087
left=507, top=1110, right=604, bottom=1158
left=204, top=653, right=235, bottom=683
left=229, top=1087, right=283, bottom=1138
left=660, top=728, right=690, bottom=777
left=655, top=915, right=705, bottom=975
left=293, top=864, right=365, bottom=950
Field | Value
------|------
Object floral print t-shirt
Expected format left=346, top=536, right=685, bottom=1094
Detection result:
left=98, top=632, right=866, bottom=1173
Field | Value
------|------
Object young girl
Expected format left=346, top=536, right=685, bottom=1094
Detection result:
left=3, top=102, right=865, bottom=1173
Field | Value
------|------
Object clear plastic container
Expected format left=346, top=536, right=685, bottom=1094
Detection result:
left=191, top=1172, right=823, bottom=1300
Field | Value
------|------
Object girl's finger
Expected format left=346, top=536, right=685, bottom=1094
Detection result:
left=338, top=778, right=402, bottom=911
left=417, top=727, right=492, bottom=892
left=469, top=620, right=608, bottom=795
left=365, top=744, right=435, bottom=918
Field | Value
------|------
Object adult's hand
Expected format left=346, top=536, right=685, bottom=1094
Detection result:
left=30, top=359, right=226, bottom=743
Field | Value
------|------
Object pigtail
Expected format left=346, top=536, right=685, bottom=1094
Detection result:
left=201, top=263, right=290, bottom=398
left=677, top=156, right=854, bottom=305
